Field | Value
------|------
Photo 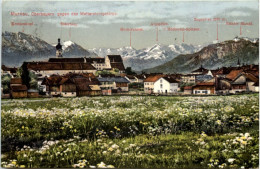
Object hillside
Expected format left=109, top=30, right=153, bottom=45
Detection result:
left=144, top=38, right=259, bottom=73
left=2, top=31, right=97, bottom=67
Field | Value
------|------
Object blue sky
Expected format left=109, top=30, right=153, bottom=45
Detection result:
left=2, top=1, right=259, bottom=49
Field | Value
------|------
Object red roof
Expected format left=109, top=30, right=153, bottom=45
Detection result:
left=226, top=69, right=243, bottom=80
left=243, top=73, right=258, bottom=83
left=144, top=74, right=165, bottom=82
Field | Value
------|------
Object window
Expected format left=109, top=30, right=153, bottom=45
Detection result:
left=160, top=84, right=163, bottom=88
left=72, top=92, right=74, bottom=94
left=158, top=90, right=160, bottom=93
left=160, top=79, right=163, bottom=83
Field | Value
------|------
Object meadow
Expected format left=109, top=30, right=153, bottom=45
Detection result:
left=1, top=94, right=259, bottom=168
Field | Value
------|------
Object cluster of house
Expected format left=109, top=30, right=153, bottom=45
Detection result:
left=104, top=62, right=259, bottom=95
left=1, top=39, right=259, bottom=98
left=142, top=63, right=259, bottom=95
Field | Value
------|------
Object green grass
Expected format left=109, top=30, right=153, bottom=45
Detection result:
left=1, top=94, right=259, bottom=168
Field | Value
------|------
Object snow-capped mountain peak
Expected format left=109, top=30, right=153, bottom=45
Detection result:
left=63, top=41, right=75, bottom=50
left=89, top=43, right=202, bottom=71
left=233, top=36, right=259, bottom=43
left=2, top=31, right=97, bottom=66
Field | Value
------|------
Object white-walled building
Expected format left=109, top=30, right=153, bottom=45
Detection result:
left=154, top=77, right=178, bottom=94
left=144, top=74, right=164, bottom=94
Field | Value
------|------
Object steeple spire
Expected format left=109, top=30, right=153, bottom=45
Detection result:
left=237, top=58, right=240, bottom=67
left=56, top=38, right=62, bottom=58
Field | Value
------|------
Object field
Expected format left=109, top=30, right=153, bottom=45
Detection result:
left=1, top=94, right=259, bottom=168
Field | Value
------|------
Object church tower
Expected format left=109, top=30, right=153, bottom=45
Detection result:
left=237, top=58, right=241, bottom=67
left=56, top=38, right=62, bottom=58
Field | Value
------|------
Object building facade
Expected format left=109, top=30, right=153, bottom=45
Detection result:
left=154, top=77, right=178, bottom=94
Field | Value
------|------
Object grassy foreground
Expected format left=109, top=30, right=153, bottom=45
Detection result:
left=1, top=94, right=259, bottom=168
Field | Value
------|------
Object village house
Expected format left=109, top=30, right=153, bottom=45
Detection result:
left=27, top=89, right=39, bottom=98
left=98, top=76, right=130, bottom=93
left=183, top=86, right=193, bottom=94
left=215, top=77, right=232, bottom=94
left=143, top=74, right=165, bottom=94
left=2, top=65, right=17, bottom=77
left=125, top=75, right=138, bottom=83
left=196, top=74, right=213, bottom=82
left=85, top=58, right=107, bottom=70
left=180, top=74, right=196, bottom=84
left=230, top=72, right=258, bottom=93
left=10, top=85, right=28, bottom=98
left=10, top=78, right=23, bottom=86
left=134, top=74, right=147, bottom=83
left=59, top=77, right=77, bottom=97
left=193, top=82, right=215, bottom=95
left=9, top=78, right=28, bottom=98
left=153, top=76, right=178, bottom=94
left=41, top=73, right=101, bottom=97
left=73, top=78, right=101, bottom=96
left=41, top=75, right=62, bottom=96
left=106, top=55, right=126, bottom=73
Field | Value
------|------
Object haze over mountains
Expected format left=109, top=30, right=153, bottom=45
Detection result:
left=2, top=31, right=259, bottom=73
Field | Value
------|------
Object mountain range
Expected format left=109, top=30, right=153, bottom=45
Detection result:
left=89, top=44, right=202, bottom=71
left=2, top=31, right=201, bottom=70
left=2, top=31, right=259, bottom=74
left=144, top=37, right=259, bottom=73
left=2, top=31, right=97, bottom=67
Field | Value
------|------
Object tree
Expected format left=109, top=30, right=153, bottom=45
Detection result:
left=28, top=71, right=38, bottom=89
left=1, top=74, right=11, bottom=94
left=95, top=70, right=113, bottom=76
left=125, top=67, right=136, bottom=75
left=2, top=74, right=11, bottom=86
left=21, top=63, right=30, bottom=87
left=16, top=67, right=23, bottom=78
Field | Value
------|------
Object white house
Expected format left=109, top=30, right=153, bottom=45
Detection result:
left=154, top=77, right=178, bottom=94
left=144, top=74, right=164, bottom=94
